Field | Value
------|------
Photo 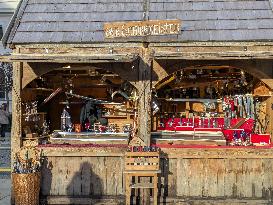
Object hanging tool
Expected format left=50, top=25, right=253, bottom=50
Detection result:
left=40, top=87, right=63, bottom=106
left=111, top=90, right=129, bottom=100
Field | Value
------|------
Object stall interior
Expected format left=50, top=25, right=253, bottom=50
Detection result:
left=21, top=66, right=137, bottom=146
left=152, top=66, right=272, bottom=146
left=20, top=64, right=272, bottom=147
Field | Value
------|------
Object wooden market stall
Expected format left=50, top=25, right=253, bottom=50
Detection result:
left=3, top=0, right=273, bottom=204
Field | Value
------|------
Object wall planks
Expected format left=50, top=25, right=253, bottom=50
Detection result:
left=41, top=156, right=124, bottom=197
left=41, top=154, right=273, bottom=200
left=176, top=158, right=273, bottom=198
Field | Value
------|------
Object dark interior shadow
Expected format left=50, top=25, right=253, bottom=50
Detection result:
left=66, top=162, right=103, bottom=205
left=41, top=157, right=53, bottom=205
left=160, top=153, right=169, bottom=205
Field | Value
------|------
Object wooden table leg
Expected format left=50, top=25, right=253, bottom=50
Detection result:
left=153, top=174, right=158, bottom=205
left=126, top=174, right=131, bottom=205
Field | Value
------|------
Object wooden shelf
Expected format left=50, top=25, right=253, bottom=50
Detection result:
left=130, top=182, right=154, bottom=189
left=253, top=95, right=272, bottom=97
left=24, top=88, right=54, bottom=92
left=159, top=98, right=221, bottom=103
left=22, top=136, right=48, bottom=140
left=102, top=115, right=127, bottom=118
left=23, top=112, right=47, bottom=116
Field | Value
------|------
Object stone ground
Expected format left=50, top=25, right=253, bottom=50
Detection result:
left=0, top=134, right=11, bottom=205
left=0, top=176, right=11, bottom=205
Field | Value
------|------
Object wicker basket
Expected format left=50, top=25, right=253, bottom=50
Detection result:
left=12, top=172, right=41, bottom=205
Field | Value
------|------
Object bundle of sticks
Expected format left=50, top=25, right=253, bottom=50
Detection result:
left=13, top=147, right=44, bottom=174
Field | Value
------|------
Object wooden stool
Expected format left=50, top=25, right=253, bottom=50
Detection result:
left=124, top=151, right=161, bottom=205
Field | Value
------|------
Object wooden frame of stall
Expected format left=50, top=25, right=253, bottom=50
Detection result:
left=7, top=42, right=273, bottom=204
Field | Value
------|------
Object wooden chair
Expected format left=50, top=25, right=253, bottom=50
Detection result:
left=124, top=151, right=161, bottom=205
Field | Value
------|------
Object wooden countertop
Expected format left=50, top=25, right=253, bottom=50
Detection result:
left=37, top=143, right=273, bottom=159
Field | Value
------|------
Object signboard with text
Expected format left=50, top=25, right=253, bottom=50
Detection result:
left=104, top=19, right=181, bottom=39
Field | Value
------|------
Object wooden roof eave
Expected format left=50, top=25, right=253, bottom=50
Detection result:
left=7, top=53, right=139, bottom=63
left=0, top=54, right=13, bottom=63
left=2, top=0, right=26, bottom=48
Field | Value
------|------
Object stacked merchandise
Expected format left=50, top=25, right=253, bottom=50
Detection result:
left=157, top=94, right=270, bottom=146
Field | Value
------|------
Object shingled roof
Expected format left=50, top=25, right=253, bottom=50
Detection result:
left=3, top=0, right=273, bottom=45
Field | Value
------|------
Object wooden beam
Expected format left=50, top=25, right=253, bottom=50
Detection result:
left=38, top=147, right=127, bottom=157
left=149, top=42, right=273, bottom=47
left=154, top=51, right=273, bottom=60
left=9, top=54, right=139, bottom=63
left=22, top=63, right=64, bottom=88
left=16, top=42, right=273, bottom=49
left=17, top=43, right=143, bottom=49
left=158, top=147, right=273, bottom=159
left=0, top=55, right=13, bottom=62
left=151, top=42, right=273, bottom=60
left=152, top=59, right=168, bottom=87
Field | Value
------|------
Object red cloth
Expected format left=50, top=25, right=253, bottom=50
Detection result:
left=175, top=126, right=194, bottom=131
left=250, top=134, right=271, bottom=144
left=39, top=144, right=128, bottom=148
left=153, top=144, right=273, bottom=149
left=194, top=128, right=221, bottom=132
left=158, top=117, right=255, bottom=137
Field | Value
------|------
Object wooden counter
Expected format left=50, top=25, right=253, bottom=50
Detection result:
left=38, top=144, right=273, bottom=203
left=39, top=144, right=273, bottom=158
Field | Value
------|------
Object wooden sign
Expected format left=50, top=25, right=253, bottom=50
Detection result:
left=104, top=19, right=181, bottom=39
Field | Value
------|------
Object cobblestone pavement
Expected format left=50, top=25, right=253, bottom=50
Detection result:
left=0, top=177, right=11, bottom=205
left=0, top=135, right=11, bottom=205
left=0, top=149, right=11, bottom=168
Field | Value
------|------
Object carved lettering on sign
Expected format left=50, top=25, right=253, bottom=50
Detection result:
left=104, top=19, right=181, bottom=39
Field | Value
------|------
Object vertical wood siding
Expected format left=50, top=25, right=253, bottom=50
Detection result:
left=176, top=158, right=273, bottom=198
left=41, top=156, right=273, bottom=199
left=41, top=156, right=124, bottom=197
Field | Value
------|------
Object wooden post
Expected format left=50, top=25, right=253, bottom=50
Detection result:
left=266, top=95, right=273, bottom=135
left=135, top=47, right=153, bottom=205
left=11, top=62, right=23, bottom=160
left=11, top=62, right=23, bottom=205
left=137, top=47, right=152, bottom=146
